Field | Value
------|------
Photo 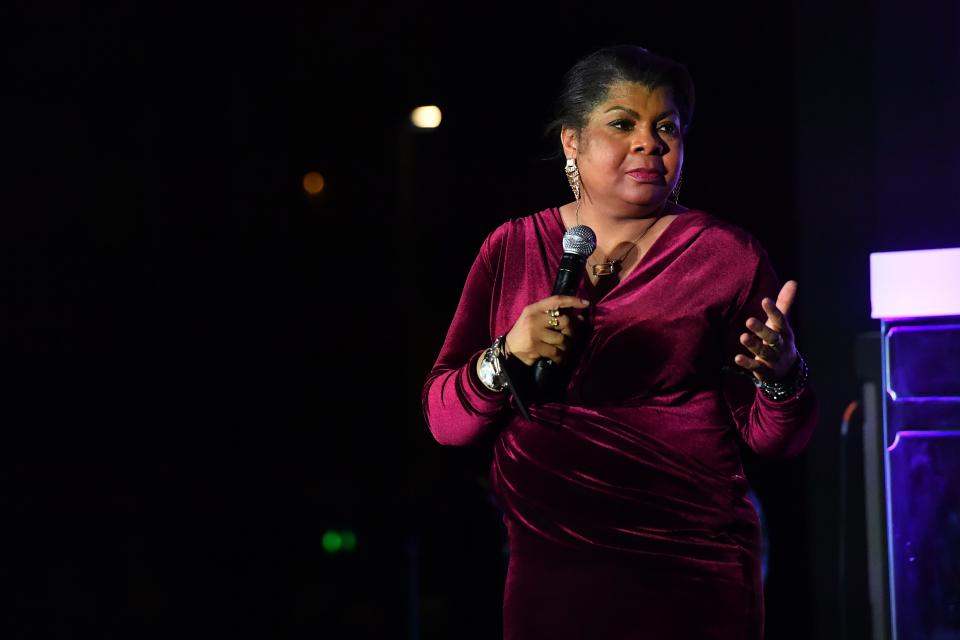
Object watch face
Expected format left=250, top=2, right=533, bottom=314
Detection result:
left=479, top=349, right=505, bottom=391
left=479, top=358, right=496, bottom=387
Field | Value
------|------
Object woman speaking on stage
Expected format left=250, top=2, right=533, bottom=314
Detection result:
left=421, top=44, right=817, bottom=639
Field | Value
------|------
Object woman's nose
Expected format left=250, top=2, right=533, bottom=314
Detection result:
left=632, top=131, right=665, bottom=154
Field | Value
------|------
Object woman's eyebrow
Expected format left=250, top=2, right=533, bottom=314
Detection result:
left=604, top=106, right=679, bottom=121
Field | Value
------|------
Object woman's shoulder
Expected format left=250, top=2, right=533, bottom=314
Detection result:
left=677, top=209, right=767, bottom=259
left=481, top=206, right=562, bottom=249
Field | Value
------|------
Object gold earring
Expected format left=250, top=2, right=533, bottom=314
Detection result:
left=565, top=158, right=581, bottom=200
left=671, top=170, right=683, bottom=203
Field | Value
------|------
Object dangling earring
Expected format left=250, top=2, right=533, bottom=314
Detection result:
left=670, top=170, right=683, bottom=203
left=565, top=158, right=581, bottom=200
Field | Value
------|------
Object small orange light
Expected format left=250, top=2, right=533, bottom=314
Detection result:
left=303, top=171, right=326, bottom=195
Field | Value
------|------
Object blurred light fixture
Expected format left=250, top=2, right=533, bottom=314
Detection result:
left=303, top=171, right=326, bottom=195
left=322, top=530, right=343, bottom=553
left=411, top=105, right=442, bottom=129
left=341, top=530, right=357, bottom=551
left=322, top=529, right=357, bottom=554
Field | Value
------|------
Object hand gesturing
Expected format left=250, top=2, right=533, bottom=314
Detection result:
left=734, top=280, right=800, bottom=382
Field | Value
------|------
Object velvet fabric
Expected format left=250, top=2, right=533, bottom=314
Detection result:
left=423, top=207, right=817, bottom=639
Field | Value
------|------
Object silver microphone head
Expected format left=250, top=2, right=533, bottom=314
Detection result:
left=562, top=225, right=597, bottom=257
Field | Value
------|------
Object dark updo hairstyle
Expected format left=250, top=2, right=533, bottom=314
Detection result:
left=544, top=45, right=695, bottom=156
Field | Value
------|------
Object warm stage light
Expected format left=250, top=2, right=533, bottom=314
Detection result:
left=303, top=171, right=326, bottom=195
left=411, top=105, right=442, bottom=129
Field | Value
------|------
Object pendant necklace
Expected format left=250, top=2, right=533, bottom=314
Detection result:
left=576, top=199, right=664, bottom=277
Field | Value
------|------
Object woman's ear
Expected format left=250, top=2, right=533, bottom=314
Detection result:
left=561, top=127, right=578, bottom=158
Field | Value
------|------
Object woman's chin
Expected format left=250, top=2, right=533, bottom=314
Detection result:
left=621, top=192, right=667, bottom=209
left=620, top=183, right=667, bottom=203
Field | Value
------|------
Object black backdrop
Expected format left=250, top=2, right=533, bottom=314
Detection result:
left=5, top=2, right=960, bottom=638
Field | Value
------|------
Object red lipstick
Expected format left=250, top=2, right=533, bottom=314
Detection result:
left=626, top=169, right=663, bottom=183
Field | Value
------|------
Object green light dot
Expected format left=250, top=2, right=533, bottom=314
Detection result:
left=322, top=530, right=343, bottom=553
left=341, top=530, right=357, bottom=551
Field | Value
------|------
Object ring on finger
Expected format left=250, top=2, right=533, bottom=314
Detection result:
left=547, top=308, right=561, bottom=318
left=547, top=317, right=561, bottom=329
left=763, top=338, right=781, bottom=357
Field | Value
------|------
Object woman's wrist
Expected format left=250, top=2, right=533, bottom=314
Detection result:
left=476, top=335, right=509, bottom=392
left=754, top=352, right=808, bottom=401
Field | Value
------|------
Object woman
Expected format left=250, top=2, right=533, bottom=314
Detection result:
left=422, top=45, right=817, bottom=640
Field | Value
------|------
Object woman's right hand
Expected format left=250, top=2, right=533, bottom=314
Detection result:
left=504, top=295, right=590, bottom=366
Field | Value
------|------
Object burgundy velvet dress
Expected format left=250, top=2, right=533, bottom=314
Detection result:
left=422, top=207, right=817, bottom=639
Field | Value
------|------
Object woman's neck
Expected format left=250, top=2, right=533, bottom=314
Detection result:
left=574, top=199, right=671, bottom=238
left=559, top=198, right=687, bottom=269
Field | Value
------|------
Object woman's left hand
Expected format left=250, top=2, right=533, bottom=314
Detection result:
left=734, top=280, right=800, bottom=382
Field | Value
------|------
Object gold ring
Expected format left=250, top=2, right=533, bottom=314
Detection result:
left=547, top=308, right=560, bottom=318
left=763, top=342, right=780, bottom=359
left=547, top=317, right=561, bottom=329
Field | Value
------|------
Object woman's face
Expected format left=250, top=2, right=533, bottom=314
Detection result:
left=562, top=82, right=683, bottom=213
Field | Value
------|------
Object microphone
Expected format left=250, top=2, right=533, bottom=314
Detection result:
left=532, top=225, right=596, bottom=396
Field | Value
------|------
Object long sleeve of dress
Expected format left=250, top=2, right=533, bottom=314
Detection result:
left=721, top=241, right=818, bottom=458
left=422, top=231, right=510, bottom=446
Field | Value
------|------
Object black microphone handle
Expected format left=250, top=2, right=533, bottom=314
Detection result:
left=551, top=252, right=586, bottom=297
left=532, top=252, right=588, bottom=395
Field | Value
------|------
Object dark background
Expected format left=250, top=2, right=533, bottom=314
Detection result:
left=4, top=2, right=959, bottom=638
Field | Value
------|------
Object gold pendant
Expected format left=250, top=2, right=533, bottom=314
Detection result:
left=592, top=261, right=620, bottom=277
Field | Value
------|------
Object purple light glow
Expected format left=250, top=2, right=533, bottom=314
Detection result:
left=887, top=430, right=960, bottom=451
left=870, top=247, right=960, bottom=319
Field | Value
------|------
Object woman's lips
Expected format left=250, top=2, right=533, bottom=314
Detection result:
left=626, top=169, right=664, bottom=183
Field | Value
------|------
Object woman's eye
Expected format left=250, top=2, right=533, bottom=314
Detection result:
left=658, top=122, right=679, bottom=134
left=610, top=120, right=634, bottom=131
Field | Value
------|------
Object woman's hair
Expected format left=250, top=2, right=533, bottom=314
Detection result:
left=544, top=45, right=695, bottom=149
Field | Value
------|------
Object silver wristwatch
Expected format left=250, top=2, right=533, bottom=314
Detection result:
left=477, top=335, right=509, bottom=392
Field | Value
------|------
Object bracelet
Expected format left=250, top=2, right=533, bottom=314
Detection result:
left=753, top=352, right=809, bottom=401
